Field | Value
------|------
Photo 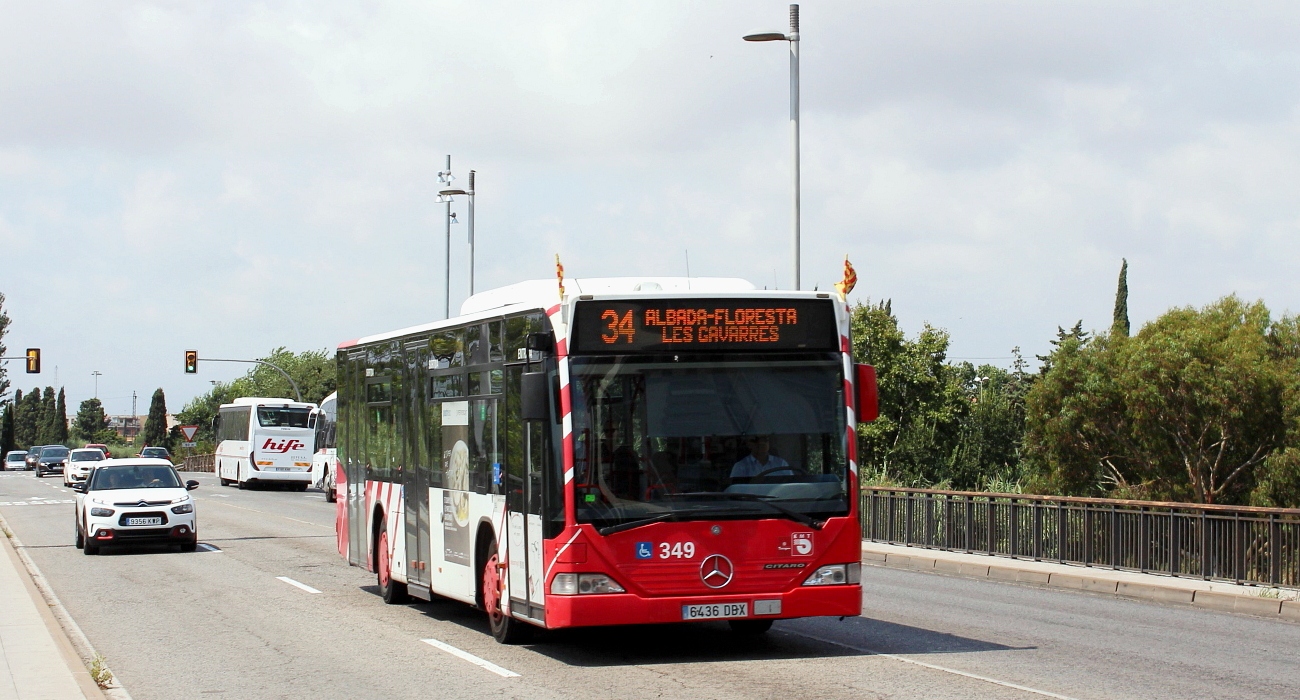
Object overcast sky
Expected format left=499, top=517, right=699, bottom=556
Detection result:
left=4, top=0, right=1300, bottom=415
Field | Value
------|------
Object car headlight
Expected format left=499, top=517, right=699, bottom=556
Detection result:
left=91, top=497, right=109, bottom=505
left=802, top=563, right=861, bottom=586
left=90, top=507, right=115, bottom=517
left=170, top=494, right=191, bottom=504
left=171, top=503, right=193, bottom=514
left=550, top=573, right=626, bottom=595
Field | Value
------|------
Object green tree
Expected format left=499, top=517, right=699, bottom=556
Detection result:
left=0, top=292, right=10, bottom=401
left=72, top=398, right=111, bottom=444
left=226, top=347, right=336, bottom=403
left=142, top=388, right=169, bottom=448
left=851, top=299, right=968, bottom=486
left=1111, top=259, right=1130, bottom=338
left=15, top=388, right=40, bottom=448
left=35, top=387, right=57, bottom=445
left=1025, top=296, right=1289, bottom=504
left=53, top=388, right=68, bottom=444
left=1, top=401, right=14, bottom=455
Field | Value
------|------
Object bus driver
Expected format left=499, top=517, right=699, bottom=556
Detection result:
left=730, top=435, right=792, bottom=481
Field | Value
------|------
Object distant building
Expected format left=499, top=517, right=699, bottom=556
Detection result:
left=106, top=414, right=177, bottom=443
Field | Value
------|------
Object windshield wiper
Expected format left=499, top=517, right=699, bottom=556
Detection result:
left=597, top=508, right=713, bottom=536
left=663, top=492, right=824, bottom=530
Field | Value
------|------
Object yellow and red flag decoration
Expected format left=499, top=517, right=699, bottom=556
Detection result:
left=834, top=255, right=857, bottom=301
left=556, top=254, right=566, bottom=298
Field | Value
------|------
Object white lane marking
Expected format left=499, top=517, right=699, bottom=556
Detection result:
left=420, top=639, right=520, bottom=678
left=284, top=517, right=316, bottom=525
left=786, top=630, right=1080, bottom=700
left=276, top=576, right=321, bottom=594
left=196, top=544, right=222, bottom=553
left=209, top=494, right=230, bottom=498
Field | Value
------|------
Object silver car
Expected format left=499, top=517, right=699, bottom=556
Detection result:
left=3, top=450, right=27, bottom=471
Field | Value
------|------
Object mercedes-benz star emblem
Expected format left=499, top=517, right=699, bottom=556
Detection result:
left=700, top=554, right=734, bottom=589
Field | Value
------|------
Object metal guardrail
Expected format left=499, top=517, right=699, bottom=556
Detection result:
left=179, top=454, right=215, bottom=472
left=861, top=486, right=1300, bottom=588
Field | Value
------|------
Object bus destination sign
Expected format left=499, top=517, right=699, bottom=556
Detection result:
left=572, top=298, right=837, bottom=353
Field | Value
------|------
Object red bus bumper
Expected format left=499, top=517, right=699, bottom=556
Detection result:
left=545, top=584, right=861, bottom=628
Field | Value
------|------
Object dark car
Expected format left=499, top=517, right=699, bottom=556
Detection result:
left=25, top=447, right=51, bottom=471
left=35, top=445, right=70, bottom=478
left=137, top=446, right=172, bottom=461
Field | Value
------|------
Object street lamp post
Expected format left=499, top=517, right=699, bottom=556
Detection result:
left=437, top=156, right=455, bottom=319
left=439, top=169, right=477, bottom=298
left=745, top=4, right=801, bottom=290
left=91, top=371, right=102, bottom=399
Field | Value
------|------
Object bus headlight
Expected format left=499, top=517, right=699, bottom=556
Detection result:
left=802, top=563, right=861, bottom=586
left=550, top=573, right=626, bottom=595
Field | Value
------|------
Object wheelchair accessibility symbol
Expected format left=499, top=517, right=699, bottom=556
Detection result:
left=636, top=542, right=654, bottom=559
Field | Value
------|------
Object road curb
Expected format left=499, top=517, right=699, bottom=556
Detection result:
left=0, top=511, right=133, bottom=700
left=863, top=541, right=1298, bottom=624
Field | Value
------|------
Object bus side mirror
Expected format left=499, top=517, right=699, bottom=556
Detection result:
left=526, top=332, right=554, bottom=354
left=521, top=372, right=549, bottom=422
left=855, top=364, right=879, bottom=422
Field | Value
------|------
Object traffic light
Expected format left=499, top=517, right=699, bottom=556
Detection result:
left=24, top=348, right=39, bottom=374
left=185, top=350, right=198, bottom=374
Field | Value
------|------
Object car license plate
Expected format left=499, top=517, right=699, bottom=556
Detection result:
left=126, top=517, right=162, bottom=526
left=682, top=602, right=748, bottom=620
left=274, top=467, right=291, bottom=471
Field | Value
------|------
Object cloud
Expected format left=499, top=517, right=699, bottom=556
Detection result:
left=4, top=1, right=1300, bottom=412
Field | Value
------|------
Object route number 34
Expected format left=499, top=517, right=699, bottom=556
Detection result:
left=601, top=310, right=636, bottom=344
left=660, top=541, right=696, bottom=559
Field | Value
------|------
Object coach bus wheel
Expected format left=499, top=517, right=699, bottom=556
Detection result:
left=728, top=619, right=773, bottom=635
left=377, top=525, right=408, bottom=604
left=482, top=541, right=531, bottom=644
left=324, top=470, right=337, bottom=503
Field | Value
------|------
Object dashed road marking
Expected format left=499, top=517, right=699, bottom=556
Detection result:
left=420, top=638, right=520, bottom=678
left=785, top=630, right=1079, bottom=700
left=196, top=543, right=222, bottom=553
left=276, top=576, right=321, bottom=594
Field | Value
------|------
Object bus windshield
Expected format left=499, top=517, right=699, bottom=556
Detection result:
left=569, top=355, right=849, bottom=530
left=256, top=407, right=313, bottom=428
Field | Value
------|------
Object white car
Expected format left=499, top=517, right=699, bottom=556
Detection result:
left=3, top=450, right=27, bottom=471
left=72, top=458, right=199, bottom=555
left=63, top=448, right=106, bottom=486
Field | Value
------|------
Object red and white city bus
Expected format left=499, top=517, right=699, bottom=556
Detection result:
left=334, top=277, right=877, bottom=643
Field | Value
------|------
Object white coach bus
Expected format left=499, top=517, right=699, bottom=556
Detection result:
left=215, top=397, right=319, bottom=490
left=310, top=392, right=339, bottom=502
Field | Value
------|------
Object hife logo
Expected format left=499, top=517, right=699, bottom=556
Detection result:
left=261, top=439, right=305, bottom=454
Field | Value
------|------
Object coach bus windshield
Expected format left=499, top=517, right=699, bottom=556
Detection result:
left=257, top=406, right=314, bottom=428
left=569, top=355, right=849, bottom=530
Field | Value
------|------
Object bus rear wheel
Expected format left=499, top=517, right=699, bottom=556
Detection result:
left=482, top=541, right=531, bottom=644
left=377, top=525, right=408, bottom=604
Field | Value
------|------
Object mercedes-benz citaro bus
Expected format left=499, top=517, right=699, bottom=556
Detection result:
left=215, top=397, right=319, bottom=490
left=335, top=277, right=878, bottom=643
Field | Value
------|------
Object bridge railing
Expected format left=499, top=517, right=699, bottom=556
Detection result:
left=179, top=454, right=215, bottom=472
left=860, top=486, right=1300, bottom=588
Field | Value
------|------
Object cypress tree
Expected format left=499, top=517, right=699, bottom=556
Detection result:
left=1, top=401, right=14, bottom=456
left=15, top=388, right=39, bottom=448
left=37, top=386, right=57, bottom=445
left=54, top=388, right=68, bottom=443
left=142, top=388, right=169, bottom=448
left=1111, top=258, right=1130, bottom=338
left=0, top=292, right=10, bottom=401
